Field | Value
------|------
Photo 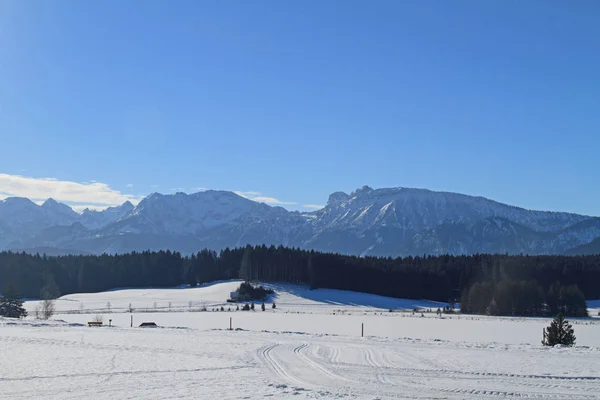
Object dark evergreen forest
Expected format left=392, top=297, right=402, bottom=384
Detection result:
left=0, top=246, right=598, bottom=317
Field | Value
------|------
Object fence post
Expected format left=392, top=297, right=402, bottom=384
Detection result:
left=362, top=323, right=364, bottom=337
left=230, top=317, right=232, bottom=331
left=131, top=315, right=133, bottom=328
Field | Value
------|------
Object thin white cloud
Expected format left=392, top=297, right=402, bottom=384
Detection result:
left=0, top=173, right=142, bottom=207
left=126, top=183, right=134, bottom=188
left=150, top=184, right=159, bottom=189
left=191, top=187, right=208, bottom=192
left=234, top=191, right=297, bottom=206
left=303, top=204, right=325, bottom=210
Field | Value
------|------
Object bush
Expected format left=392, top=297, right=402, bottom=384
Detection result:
left=272, top=302, right=277, bottom=309
left=93, top=315, right=104, bottom=324
left=242, top=304, right=250, bottom=311
left=542, top=313, right=576, bottom=346
left=261, top=302, right=266, bottom=311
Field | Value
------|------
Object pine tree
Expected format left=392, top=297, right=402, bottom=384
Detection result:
left=542, top=312, right=576, bottom=346
left=272, top=302, right=276, bottom=309
left=0, top=284, right=28, bottom=319
left=261, top=302, right=266, bottom=311
left=250, top=302, right=255, bottom=311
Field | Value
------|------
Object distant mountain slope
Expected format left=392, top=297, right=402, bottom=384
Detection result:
left=1, top=186, right=598, bottom=256
left=565, top=237, right=600, bottom=255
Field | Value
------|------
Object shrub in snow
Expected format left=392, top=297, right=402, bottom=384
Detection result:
left=542, top=313, right=576, bottom=347
left=93, top=315, right=104, bottom=324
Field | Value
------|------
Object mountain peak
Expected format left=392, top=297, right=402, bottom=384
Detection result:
left=327, top=191, right=350, bottom=206
left=351, top=185, right=374, bottom=197
left=2, top=197, right=36, bottom=206
left=42, top=198, right=59, bottom=207
left=121, top=201, right=134, bottom=210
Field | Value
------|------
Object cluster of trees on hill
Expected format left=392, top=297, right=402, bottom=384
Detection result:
left=0, top=247, right=598, bottom=317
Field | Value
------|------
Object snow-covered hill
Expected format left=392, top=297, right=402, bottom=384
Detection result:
left=2, top=186, right=599, bottom=256
left=26, top=280, right=444, bottom=315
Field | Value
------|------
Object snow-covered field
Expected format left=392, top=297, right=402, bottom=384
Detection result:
left=1, top=282, right=599, bottom=399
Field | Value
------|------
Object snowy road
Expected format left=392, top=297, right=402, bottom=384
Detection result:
left=1, top=320, right=599, bottom=399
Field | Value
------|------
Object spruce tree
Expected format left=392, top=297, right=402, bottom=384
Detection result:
left=0, top=284, right=28, bottom=319
left=542, top=312, right=576, bottom=346
left=261, top=302, right=266, bottom=311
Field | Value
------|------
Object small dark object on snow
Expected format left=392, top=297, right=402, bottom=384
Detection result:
left=139, top=322, right=158, bottom=328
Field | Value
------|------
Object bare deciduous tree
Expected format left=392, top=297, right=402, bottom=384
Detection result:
left=42, top=299, right=55, bottom=320
left=33, top=303, right=42, bottom=319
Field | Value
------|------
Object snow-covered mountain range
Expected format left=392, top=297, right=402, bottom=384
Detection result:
left=2, top=186, right=599, bottom=256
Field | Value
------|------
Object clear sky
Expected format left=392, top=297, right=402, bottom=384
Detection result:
left=1, top=1, right=599, bottom=214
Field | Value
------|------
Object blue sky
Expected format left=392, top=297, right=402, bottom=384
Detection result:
left=1, top=1, right=599, bottom=214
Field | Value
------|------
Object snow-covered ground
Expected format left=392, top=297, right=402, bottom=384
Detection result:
left=1, top=282, right=599, bottom=399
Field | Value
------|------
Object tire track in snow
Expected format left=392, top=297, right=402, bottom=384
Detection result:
left=102, top=353, right=118, bottom=383
left=0, top=335, right=205, bottom=358
left=293, top=343, right=353, bottom=383
left=0, top=365, right=248, bottom=382
left=432, top=386, right=597, bottom=399
left=331, top=356, right=600, bottom=397
left=362, top=346, right=392, bottom=385
left=257, top=343, right=304, bottom=387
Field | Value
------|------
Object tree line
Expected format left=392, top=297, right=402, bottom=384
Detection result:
left=461, top=280, right=588, bottom=317
left=0, top=247, right=599, bottom=317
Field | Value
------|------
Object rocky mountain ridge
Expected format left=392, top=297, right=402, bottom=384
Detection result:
left=1, top=186, right=598, bottom=256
